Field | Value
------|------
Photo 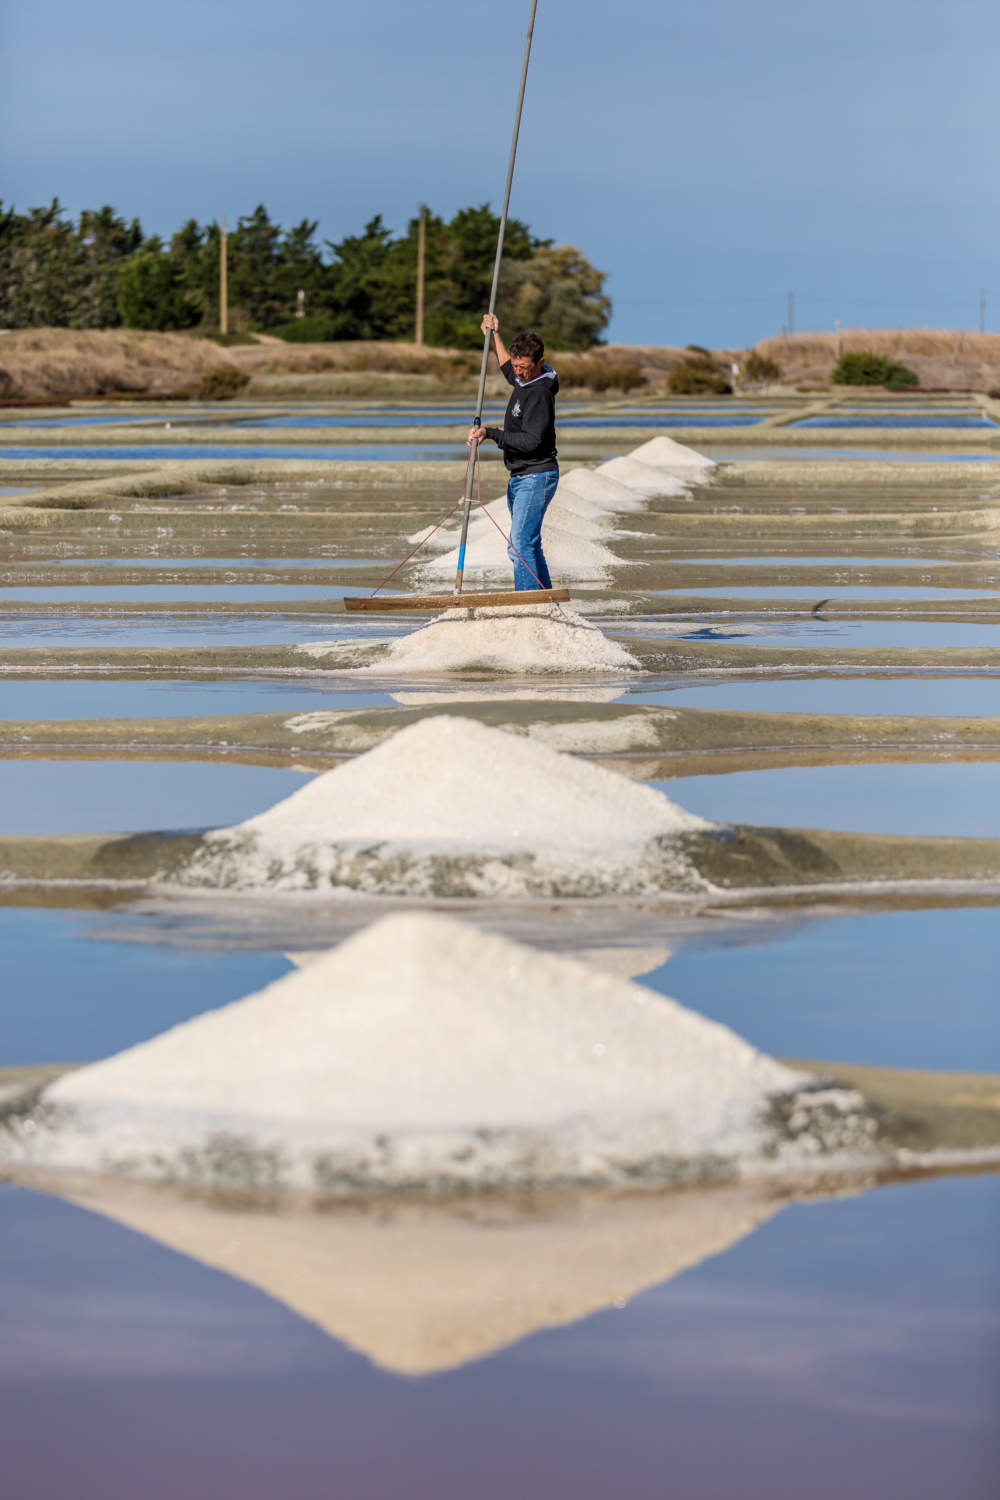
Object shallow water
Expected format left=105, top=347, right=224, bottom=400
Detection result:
left=657, top=585, right=1000, bottom=600
left=656, top=761, right=1000, bottom=838
left=1, top=585, right=379, bottom=603
left=563, top=415, right=766, bottom=428
left=704, top=447, right=1000, bottom=462
left=0, top=1172, right=996, bottom=1500
left=0, top=615, right=391, bottom=647
left=240, top=413, right=506, bottom=429
left=660, top=906, right=1000, bottom=1071
left=667, top=555, right=966, bottom=567
left=0, top=414, right=180, bottom=427
left=0, top=443, right=466, bottom=462
left=626, top=675, right=1000, bottom=716
left=0, top=760, right=310, bottom=835
left=0, top=677, right=398, bottom=719
left=42, top=557, right=379, bottom=569
left=639, top=617, right=1000, bottom=648
left=793, top=415, right=997, bottom=429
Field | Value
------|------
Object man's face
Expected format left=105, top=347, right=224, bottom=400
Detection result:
left=511, top=355, right=543, bottom=382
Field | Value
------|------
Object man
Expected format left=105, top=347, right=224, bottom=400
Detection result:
left=467, top=312, right=559, bottom=591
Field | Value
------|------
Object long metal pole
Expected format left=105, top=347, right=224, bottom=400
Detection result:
left=454, top=0, right=538, bottom=596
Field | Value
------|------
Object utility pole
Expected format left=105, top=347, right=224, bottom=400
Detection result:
left=219, top=216, right=228, bottom=336
left=980, top=288, right=986, bottom=335
left=835, top=318, right=842, bottom=358
left=787, top=290, right=795, bottom=336
left=415, top=204, right=426, bottom=347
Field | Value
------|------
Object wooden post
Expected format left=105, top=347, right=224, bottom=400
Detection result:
left=415, top=204, right=426, bottom=347
left=219, top=216, right=228, bottom=336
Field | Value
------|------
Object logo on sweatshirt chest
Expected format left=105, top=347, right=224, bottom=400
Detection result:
left=512, top=400, right=522, bottom=417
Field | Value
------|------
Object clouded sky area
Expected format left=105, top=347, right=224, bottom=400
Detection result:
left=2, top=0, right=995, bottom=346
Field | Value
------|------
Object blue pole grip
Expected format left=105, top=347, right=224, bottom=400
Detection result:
left=457, top=543, right=466, bottom=572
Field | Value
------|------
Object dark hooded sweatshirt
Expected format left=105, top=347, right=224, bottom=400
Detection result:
left=483, top=359, right=559, bottom=476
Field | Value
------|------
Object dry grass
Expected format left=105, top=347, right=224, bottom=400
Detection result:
left=0, top=329, right=241, bottom=400
left=754, top=328, right=1000, bottom=391
left=7, top=326, right=998, bottom=402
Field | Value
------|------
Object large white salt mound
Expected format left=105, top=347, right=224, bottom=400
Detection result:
left=597, top=456, right=695, bottom=497
left=629, top=435, right=717, bottom=473
left=172, top=714, right=709, bottom=896
left=21, top=913, right=807, bottom=1189
left=558, top=467, right=658, bottom=512
left=356, top=603, right=639, bottom=676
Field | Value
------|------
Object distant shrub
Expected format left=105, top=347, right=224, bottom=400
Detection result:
left=271, top=314, right=340, bottom=343
left=197, top=368, right=250, bottom=400
left=744, top=350, right=781, bottom=382
left=684, top=344, right=711, bottom=357
left=833, top=351, right=918, bottom=389
left=558, top=356, right=646, bottom=392
left=883, top=361, right=919, bottom=390
left=668, top=358, right=732, bottom=395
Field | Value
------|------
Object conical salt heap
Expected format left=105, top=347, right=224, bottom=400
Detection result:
left=352, top=602, right=639, bottom=676
left=597, top=455, right=695, bottom=496
left=630, top=433, right=717, bottom=475
left=12, top=912, right=811, bottom=1193
left=174, top=715, right=709, bottom=896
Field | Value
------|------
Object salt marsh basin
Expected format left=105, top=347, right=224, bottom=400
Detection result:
left=1, top=423, right=999, bottom=1500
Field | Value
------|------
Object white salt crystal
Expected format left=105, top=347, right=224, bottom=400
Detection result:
left=629, top=434, right=717, bottom=472
left=24, top=912, right=805, bottom=1190
left=597, top=456, right=695, bottom=496
left=173, top=714, right=708, bottom=896
left=558, top=467, right=657, bottom=512
left=348, top=603, right=639, bottom=676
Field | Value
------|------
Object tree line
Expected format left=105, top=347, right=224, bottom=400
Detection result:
left=0, top=200, right=611, bottom=349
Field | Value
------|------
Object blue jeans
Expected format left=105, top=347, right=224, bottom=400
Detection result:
left=506, top=469, right=559, bottom=590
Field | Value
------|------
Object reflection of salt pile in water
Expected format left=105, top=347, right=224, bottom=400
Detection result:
left=174, top=715, right=709, bottom=896
left=15, top=912, right=812, bottom=1193
left=45, top=1175, right=784, bottom=1374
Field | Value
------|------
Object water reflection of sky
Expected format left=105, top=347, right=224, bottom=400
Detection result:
left=0, top=444, right=465, bottom=461
left=0, top=1172, right=996, bottom=1500
left=793, top=414, right=997, bottom=428
left=655, top=761, right=1000, bottom=839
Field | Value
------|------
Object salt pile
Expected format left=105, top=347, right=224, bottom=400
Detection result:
left=597, top=455, right=695, bottom=497
left=629, top=434, right=717, bottom=475
left=172, top=714, right=709, bottom=896
left=557, top=466, right=657, bottom=512
left=351, top=603, right=639, bottom=677
left=11, top=912, right=815, bottom=1191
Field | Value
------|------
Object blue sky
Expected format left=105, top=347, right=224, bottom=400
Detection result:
left=2, top=0, right=995, bottom=345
